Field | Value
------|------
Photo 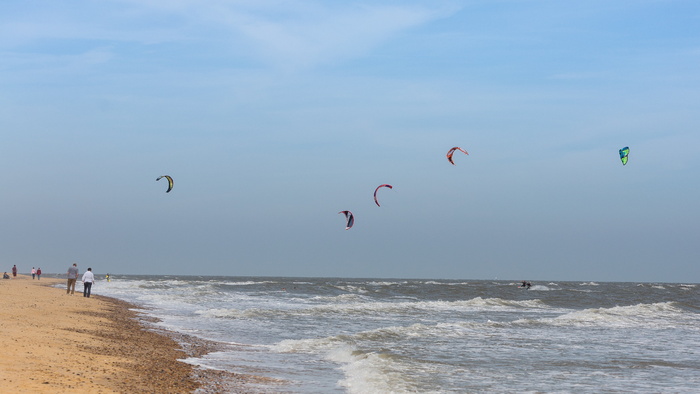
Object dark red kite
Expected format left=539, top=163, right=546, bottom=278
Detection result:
left=373, top=184, right=393, bottom=207
left=446, top=147, right=468, bottom=165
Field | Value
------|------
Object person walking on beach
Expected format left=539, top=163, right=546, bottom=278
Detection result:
left=36, top=267, right=42, bottom=280
left=82, top=268, right=95, bottom=298
left=66, top=263, right=79, bottom=295
left=12, top=265, right=17, bottom=278
left=31, top=267, right=36, bottom=279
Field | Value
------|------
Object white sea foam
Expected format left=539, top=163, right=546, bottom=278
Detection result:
left=219, top=281, right=277, bottom=286
left=327, top=345, right=426, bottom=394
left=525, top=302, right=696, bottom=329
left=196, top=306, right=307, bottom=320
left=276, top=336, right=438, bottom=393
left=331, top=284, right=369, bottom=294
left=579, top=282, right=599, bottom=286
left=179, top=356, right=227, bottom=371
left=310, top=293, right=367, bottom=303
left=272, top=336, right=344, bottom=354
left=272, top=320, right=502, bottom=358
left=272, top=324, right=429, bottom=355
left=423, top=281, right=471, bottom=286
left=198, top=296, right=550, bottom=321
left=528, top=285, right=553, bottom=291
left=464, top=297, right=549, bottom=309
left=365, top=281, right=406, bottom=286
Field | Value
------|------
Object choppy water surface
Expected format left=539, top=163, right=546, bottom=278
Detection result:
left=93, top=277, right=699, bottom=393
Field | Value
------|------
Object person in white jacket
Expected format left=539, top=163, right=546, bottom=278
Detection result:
left=82, top=268, right=95, bottom=298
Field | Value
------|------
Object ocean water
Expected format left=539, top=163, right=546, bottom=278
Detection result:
left=90, top=276, right=699, bottom=393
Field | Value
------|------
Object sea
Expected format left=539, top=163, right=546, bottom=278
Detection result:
left=86, top=276, right=699, bottom=393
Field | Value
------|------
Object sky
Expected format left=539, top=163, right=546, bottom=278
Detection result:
left=1, top=0, right=699, bottom=282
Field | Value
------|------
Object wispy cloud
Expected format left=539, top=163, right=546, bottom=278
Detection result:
left=547, top=72, right=608, bottom=80
left=212, top=3, right=457, bottom=69
left=114, top=0, right=460, bottom=69
left=1, top=1, right=459, bottom=71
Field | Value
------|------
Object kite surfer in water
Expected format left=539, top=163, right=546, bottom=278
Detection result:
left=520, top=281, right=531, bottom=289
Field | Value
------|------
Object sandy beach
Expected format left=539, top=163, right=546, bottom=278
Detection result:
left=0, top=274, right=252, bottom=393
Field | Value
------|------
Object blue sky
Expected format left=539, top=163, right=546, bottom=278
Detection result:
left=1, top=0, right=698, bottom=282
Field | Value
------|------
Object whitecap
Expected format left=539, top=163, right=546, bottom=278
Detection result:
left=529, top=302, right=697, bottom=329
left=528, top=285, right=553, bottom=291
left=329, top=346, right=425, bottom=394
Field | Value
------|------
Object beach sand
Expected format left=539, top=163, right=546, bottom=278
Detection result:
left=0, top=274, right=261, bottom=393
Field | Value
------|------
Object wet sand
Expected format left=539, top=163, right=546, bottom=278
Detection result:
left=0, top=274, right=262, bottom=393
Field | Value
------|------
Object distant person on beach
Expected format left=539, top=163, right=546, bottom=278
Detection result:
left=82, top=268, right=95, bottom=298
left=66, top=263, right=79, bottom=295
left=12, top=265, right=17, bottom=278
left=36, top=268, right=42, bottom=280
left=3, top=272, right=9, bottom=279
left=31, top=267, right=36, bottom=279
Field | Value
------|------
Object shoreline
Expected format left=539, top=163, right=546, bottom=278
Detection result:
left=0, top=275, right=264, bottom=393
